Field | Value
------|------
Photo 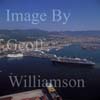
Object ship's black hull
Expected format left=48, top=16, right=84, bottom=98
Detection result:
left=51, top=61, right=94, bottom=68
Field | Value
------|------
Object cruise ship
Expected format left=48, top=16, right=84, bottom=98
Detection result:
left=51, top=56, right=95, bottom=67
left=7, top=53, right=23, bottom=58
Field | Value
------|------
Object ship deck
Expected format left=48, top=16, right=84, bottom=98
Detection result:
left=0, top=89, right=49, bottom=100
left=51, top=57, right=95, bottom=65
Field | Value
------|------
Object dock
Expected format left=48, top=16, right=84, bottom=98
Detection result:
left=0, top=89, right=49, bottom=100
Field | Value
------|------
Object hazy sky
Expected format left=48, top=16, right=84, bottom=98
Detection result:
left=0, top=0, right=100, bottom=31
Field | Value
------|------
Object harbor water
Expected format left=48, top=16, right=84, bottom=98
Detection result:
left=0, top=45, right=100, bottom=100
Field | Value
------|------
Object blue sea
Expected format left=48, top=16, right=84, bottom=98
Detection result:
left=0, top=45, right=100, bottom=100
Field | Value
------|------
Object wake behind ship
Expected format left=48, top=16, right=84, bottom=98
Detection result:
left=51, top=56, right=95, bottom=67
